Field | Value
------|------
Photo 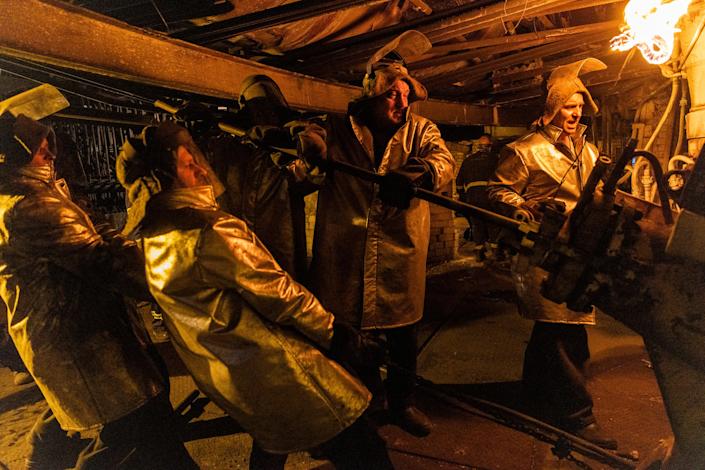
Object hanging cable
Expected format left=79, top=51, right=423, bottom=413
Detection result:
left=0, top=66, right=134, bottom=110
left=2, top=57, right=155, bottom=105
left=644, top=71, right=680, bottom=152
left=501, top=0, right=529, bottom=35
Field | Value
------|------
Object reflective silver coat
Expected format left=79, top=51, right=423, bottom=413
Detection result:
left=308, top=112, right=455, bottom=329
left=140, top=186, right=370, bottom=453
left=0, top=166, right=163, bottom=431
left=489, top=124, right=599, bottom=324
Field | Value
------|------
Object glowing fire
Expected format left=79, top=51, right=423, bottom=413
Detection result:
left=610, top=0, right=692, bottom=64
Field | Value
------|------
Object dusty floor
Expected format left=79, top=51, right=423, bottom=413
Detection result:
left=0, top=240, right=674, bottom=469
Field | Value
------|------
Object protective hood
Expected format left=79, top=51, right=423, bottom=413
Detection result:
left=541, top=58, right=607, bottom=126
left=116, top=120, right=223, bottom=236
left=0, top=114, right=56, bottom=170
left=348, top=30, right=431, bottom=116
left=237, top=74, right=299, bottom=126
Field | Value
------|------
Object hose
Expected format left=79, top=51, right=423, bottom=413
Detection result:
left=631, top=150, right=674, bottom=224
left=643, top=75, right=679, bottom=152
left=673, top=75, right=688, bottom=156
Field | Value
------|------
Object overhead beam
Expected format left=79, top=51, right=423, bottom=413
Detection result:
left=0, top=0, right=495, bottom=126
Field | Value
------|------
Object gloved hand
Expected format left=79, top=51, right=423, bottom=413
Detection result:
left=292, top=122, right=327, bottom=170
left=245, top=125, right=295, bottom=149
left=378, top=158, right=433, bottom=209
left=515, top=199, right=566, bottom=222
left=329, top=320, right=385, bottom=370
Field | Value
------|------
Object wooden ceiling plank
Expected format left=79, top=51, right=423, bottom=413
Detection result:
left=299, top=0, right=624, bottom=76
left=412, top=20, right=620, bottom=58
left=426, top=0, right=623, bottom=44
left=424, top=29, right=616, bottom=89
left=171, top=0, right=385, bottom=45
left=292, top=0, right=571, bottom=73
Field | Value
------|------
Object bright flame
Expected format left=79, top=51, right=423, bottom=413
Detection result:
left=610, top=0, right=692, bottom=64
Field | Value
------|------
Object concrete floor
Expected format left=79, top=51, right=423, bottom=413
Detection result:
left=0, top=242, right=674, bottom=469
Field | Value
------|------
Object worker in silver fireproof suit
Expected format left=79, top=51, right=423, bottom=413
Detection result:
left=488, top=58, right=618, bottom=450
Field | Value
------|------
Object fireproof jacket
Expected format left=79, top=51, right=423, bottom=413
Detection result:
left=306, top=111, right=455, bottom=329
left=488, top=123, right=599, bottom=324
left=0, top=165, right=164, bottom=431
left=139, top=185, right=370, bottom=453
left=203, top=134, right=309, bottom=281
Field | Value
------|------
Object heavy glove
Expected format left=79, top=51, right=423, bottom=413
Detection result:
left=329, top=320, right=385, bottom=371
left=378, top=157, right=433, bottom=209
left=246, top=125, right=299, bottom=166
left=293, top=121, right=327, bottom=170
left=514, top=199, right=566, bottom=222
left=246, top=125, right=295, bottom=149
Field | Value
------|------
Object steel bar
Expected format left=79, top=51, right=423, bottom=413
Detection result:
left=412, top=376, right=638, bottom=469
left=323, top=159, right=524, bottom=231
left=209, top=113, right=526, bottom=230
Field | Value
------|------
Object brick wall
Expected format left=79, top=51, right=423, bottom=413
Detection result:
left=427, top=186, right=456, bottom=264
left=426, top=141, right=471, bottom=264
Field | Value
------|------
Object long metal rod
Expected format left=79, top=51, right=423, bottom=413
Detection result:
left=411, top=375, right=638, bottom=469
left=323, top=159, right=523, bottom=231
left=171, top=0, right=385, bottom=45
left=157, top=101, right=523, bottom=231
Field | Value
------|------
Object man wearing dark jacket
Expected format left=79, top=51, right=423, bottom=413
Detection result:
left=456, top=133, right=496, bottom=247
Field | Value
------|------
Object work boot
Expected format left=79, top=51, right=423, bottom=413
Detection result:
left=389, top=405, right=433, bottom=437
left=569, top=422, right=618, bottom=450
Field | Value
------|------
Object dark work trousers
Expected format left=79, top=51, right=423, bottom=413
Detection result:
left=249, top=415, right=393, bottom=470
left=521, top=322, right=595, bottom=428
left=359, top=324, right=418, bottom=411
left=26, top=407, right=85, bottom=470
left=248, top=442, right=288, bottom=470
left=0, top=318, right=26, bottom=373
left=72, top=393, right=198, bottom=470
left=320, top=414, right=394, bottom=470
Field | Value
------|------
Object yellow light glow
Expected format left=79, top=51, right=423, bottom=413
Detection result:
left=610, top=0, right=692, bottom=64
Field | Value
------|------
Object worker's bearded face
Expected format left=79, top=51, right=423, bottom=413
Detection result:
left=367, top=79, right=410, bottom=132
